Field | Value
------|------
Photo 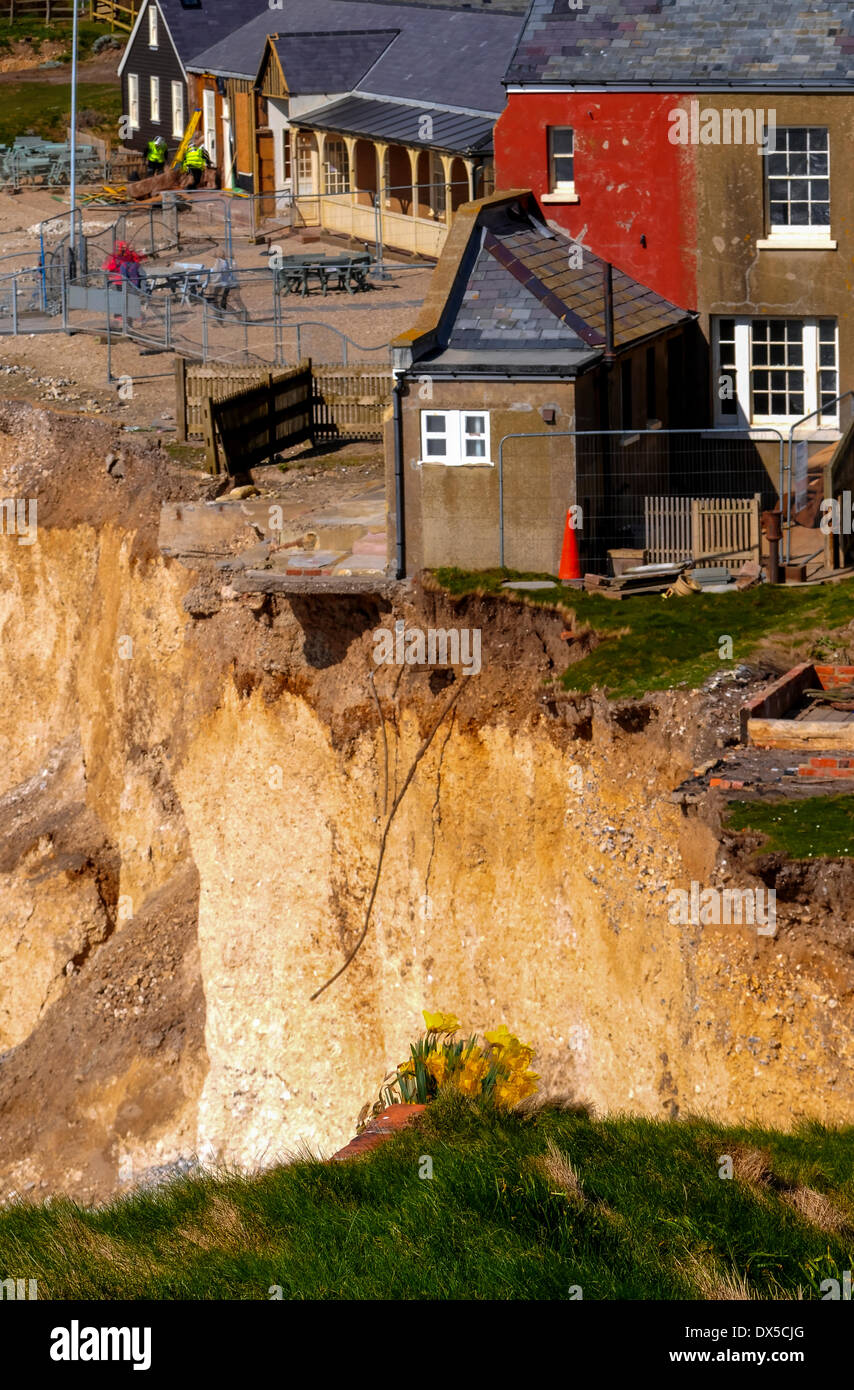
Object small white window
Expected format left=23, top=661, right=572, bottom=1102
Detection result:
left=148, top=5, right=158, bottom=47
left=420, top=410, right=492, bottom=465
left=171, top=80, right=184, bottom=138
left=548, top=127, right=574, bottom=193
left=127, top=73, right=139, bottom=131
left=150, top=75, right=160, bottom=125
left=422, top=412, right=450, bottom=460
left=462, top=413, right=488, bottom=459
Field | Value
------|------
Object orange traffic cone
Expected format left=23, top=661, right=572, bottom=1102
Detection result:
left=558, top=508, right=581, bottom=582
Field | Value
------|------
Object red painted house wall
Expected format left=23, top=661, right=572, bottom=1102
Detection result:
left=494, top=93, right=698, bottom=311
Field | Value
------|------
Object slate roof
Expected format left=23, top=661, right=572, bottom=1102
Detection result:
left=506, top=0, right=854, bottom=89
left=420, top=200, right=692, bottom=374
left=302, top=94, right=494, bottom=153
left=270, top=32, right=399, bottom=94
left=154, top=0, right=249, bottom=64
left=186, top=0, right=524, bottom=115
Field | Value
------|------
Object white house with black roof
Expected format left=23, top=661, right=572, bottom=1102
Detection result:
left=117, top=0, right=248, bottom=159
left=186, top=0, right=527, bottom=253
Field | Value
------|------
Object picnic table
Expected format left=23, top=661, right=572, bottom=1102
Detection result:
left=274, top=252, right=370, bottom=297
left=144, top=262, right=210, bottom=304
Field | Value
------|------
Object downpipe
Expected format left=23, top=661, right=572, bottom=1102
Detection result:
left=392, top=370, right=406, bottom=579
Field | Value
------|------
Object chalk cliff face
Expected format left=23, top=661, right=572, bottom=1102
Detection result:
left=0, top=402, right=851, bottom=1202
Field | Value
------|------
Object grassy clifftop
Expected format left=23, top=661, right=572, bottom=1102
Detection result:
left=1, top=1094, right=852, bottom=1299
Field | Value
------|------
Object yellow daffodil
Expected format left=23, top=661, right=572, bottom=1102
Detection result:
left=423, top=1010, right=460, bottom=1034
left=426, top=1053, right=448, bottom=1085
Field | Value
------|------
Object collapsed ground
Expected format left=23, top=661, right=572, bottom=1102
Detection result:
left=0, top=400, right=851, bottom=1208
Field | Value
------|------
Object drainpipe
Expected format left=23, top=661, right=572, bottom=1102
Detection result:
left=392, top=370, right=406, bottom=579
left=599, top=261, right=616, bottom=565
left=603, top=261, right=615, bottom=366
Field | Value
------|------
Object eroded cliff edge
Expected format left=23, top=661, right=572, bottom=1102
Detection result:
left=0, top=402, right=851, bottom=1204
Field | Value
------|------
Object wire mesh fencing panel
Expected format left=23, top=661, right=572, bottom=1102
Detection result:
left=0, top=269, right=53, bottom=333
left=573, top=429, right=781, bottom=573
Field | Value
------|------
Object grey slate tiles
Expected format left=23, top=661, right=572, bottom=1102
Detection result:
left=438, top=202, right=692, bottom=370
left=506, top=0, right=854, bottom=88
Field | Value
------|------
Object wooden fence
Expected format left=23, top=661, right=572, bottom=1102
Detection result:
left=7, top=0, right=74, bottom=16
left=204, top=363, right=313, bottom=475
left=644, top=496, right=692, bottom=565
left=176, top=358, right=391, bottom=445
left=5, top=1, right=138, bottom=27
left=89, top=0, right=139, bottom=29
left=645, top=494, right=761, bottom=567
left=312, top=365, right=392, bottom=440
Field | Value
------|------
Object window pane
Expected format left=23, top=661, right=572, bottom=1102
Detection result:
left=766, top=126, right=830, bottom=230
left=551, top=128, right=574, bottom=155
left=750, top=318, right=806, bottom=419
left=425, top=438, right=446, bottom=456
left=425, top=415, right=446, bottom=433
left=465, top=439, right=486, bottom=457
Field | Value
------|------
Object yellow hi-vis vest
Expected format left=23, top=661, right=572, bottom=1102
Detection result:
left=184, top=147, right=207, bottom=169
left=146, top=140, right=166, bottom=164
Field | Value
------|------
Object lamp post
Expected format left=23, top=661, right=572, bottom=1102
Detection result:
left=69, top=0, right=80, bottom=269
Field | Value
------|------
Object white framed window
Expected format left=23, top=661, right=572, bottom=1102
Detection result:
left=296, top=133, right=315, bottom=195
left=713, top=317, right=839, bottom=428
left=324, top=138, right=349, bottom=195
left=171, top=81, right=184, bottom=139
left=202, top=87, right=216, bottom=163
left=767, top=127, right=830, bottom=234
left=420, top=409, right=492, bottom=465
left=149, top=75, right=160, bottom=125
left=548, top=127, right=575, bottom=192
left=127, top=73, right=139, bottom=131
left=148, top=4, right=158, bottom=46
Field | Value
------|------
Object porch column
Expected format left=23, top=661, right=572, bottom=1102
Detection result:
left=464, top=157, right=475, bottom=202
left=407, top=145, right=419, bottom=217
left=440, top=152, right=454, bottom=226
left=374, top=140, right=389, bottom=205
left=316, top=129, right=327, bottom=195
left=343, top=135, right=357, bottom=194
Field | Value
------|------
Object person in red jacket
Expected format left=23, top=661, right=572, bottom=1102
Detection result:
left=102, top=241, right=146, bottom=324
left=102, top=240, right=144, bottom=289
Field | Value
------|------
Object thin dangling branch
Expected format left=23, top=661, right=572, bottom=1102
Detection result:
left=310, top=676, right=470, bottom=1001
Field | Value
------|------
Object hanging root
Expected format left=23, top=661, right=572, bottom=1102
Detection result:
left=310, top=675, right=470, bottom=1001
left=368, top=667, right=389, bottom=818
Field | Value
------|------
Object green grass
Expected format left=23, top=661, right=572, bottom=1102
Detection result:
left=725, top=793, right=854, bottom=859
left=0, top=80, right=120, bottom=145
left=1, top=1094, right=852, bottom=1299
left=432, top=568, right=854, bottom=700
left=0, top=19, right=113, bottom=55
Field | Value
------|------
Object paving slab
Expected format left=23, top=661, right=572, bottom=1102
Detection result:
left=332, top=554, right=388, bottom=575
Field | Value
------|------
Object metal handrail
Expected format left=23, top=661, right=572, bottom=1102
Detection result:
left=784, top=391, right=854, bottom=562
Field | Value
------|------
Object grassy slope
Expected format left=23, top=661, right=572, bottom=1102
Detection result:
left=0, top=18, right=112, bottom=55
left=1, top=1095, right=852, bottom=1299
left=725, top=794, right=854, bottom=859
left=432, top=569, right=854, bottom=701
left=0, top=82, right=120, bottom=145
left=0, top=21, right=120, bottom=143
